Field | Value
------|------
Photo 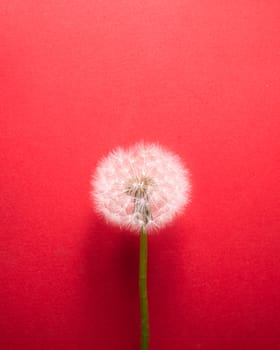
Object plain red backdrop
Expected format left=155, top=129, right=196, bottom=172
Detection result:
left=1, top=1, right=280, bottom=349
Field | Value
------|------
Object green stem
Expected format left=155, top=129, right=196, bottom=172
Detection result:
left=139, top=226, right=149, bottom=350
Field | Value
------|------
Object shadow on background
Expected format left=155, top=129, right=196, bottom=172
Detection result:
left=82, top=216, right=140, bottom=349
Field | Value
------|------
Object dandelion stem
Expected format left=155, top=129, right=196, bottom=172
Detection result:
left=139, top=226, right=149, bottom=350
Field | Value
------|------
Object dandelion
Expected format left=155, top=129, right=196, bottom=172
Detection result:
left=91, top=142, right=191, bottom=350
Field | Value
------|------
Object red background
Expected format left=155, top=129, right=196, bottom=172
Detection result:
left=1, top=1, right=280, bottom=349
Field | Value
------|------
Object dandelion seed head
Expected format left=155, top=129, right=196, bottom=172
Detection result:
left=91, top=142, right=191, bottom=232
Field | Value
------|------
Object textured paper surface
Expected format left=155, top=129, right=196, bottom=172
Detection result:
left=1, top=1, right=280, bottom=349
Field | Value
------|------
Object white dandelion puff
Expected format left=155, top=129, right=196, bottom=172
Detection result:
left=91, top=142, right=191, bottom=232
